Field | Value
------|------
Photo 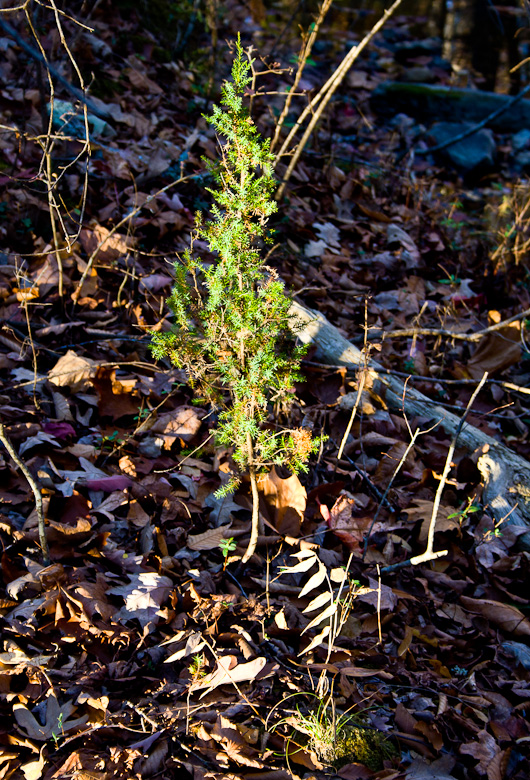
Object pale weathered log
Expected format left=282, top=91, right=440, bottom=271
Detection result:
left=290, top=300, right=530, bottom=550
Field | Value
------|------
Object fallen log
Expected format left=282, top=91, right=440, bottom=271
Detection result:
left=291, top=300, right=530, bottom=551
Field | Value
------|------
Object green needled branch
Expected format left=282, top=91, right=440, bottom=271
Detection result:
left=151, top=36, right=318, bottom=563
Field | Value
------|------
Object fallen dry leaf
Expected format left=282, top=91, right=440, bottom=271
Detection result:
left=48, top=351, right=96, bottom=391
left=337, top=763, right=374, bottom=780
left=460, top=596, right=530, bottom=636
left=405, top=756, right=457, bottom=779
left=149, top=407, right=203, bottom=447
left=404, top=499, right=460, bottom=542
left=127, top=499, right=150, bottom=527
left=285, top=739, right=324, bottom=771
left=164, top=631, right=207, bottom=663
left=356, top=577, right=397, bottom=610
left=20, top=746, right=46, bottom=780
left=328, top=495, right=374, bottom=551
left=191, top=655, right=267, bottom=698
left=107, top=572, right=173, bottom=628
left=187, top=524, right=233, bottom=550
left=134, top=738, right=169, bottom=776
left=459, top=730, right=500, bottom=776
left=210, top=715, right=265, bottom=768
left=259, top=467, right=307, bottom=535
left=387, top=222, right=420, bottom=266
left=14, top=695, right=88, bottom=741
left=467, top=323, right=521, bottom=378
left=79, top=225, right=133, bottom=263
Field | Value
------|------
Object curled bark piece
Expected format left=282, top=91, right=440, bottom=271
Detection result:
left=290, top=300, right=530, bottom=551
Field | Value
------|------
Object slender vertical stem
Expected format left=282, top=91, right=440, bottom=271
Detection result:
left=242, top=432, right=262, bottom=563
left=18, top=270, right=40, bottom=411
left=0, top=422, right=50, bottom=565
left=243, top=465, right=260, bottom=563
left=337, top=369, right=366, bottom=460
left=409, top=372, right=488, bottom=567
left=271, top=0, right=334, bottom=154
left=46, top=151, right=64, bottom=298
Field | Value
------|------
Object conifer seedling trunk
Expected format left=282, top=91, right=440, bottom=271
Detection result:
left=151, top=36, right=316, bottom=562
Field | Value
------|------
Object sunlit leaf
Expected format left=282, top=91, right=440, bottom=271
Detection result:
left=301, top=601, right=338, bottom=634
left=281, top=556, right=318, bottom=574
left=299, top=625, right=331, bottom=655
left=302, top=590, right=332, bottom=614
left=299, top=562, right=327, bottom=598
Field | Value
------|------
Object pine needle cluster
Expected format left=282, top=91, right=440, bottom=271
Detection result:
left=151, top=37, right=316, bottom=506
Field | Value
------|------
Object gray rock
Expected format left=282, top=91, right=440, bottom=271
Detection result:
left=427, top=121, right=496, bottom=174
left=371, top=82, right=530, bottom=133
left=501, top=641, right=530, bottom=670
left=512, top=128, right=530, bottom=151
left=394, top=38, right=442, bottom=63
left=514, top=150, right=530, bottom=170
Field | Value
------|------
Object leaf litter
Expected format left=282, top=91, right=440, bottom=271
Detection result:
left=0, top=2, right=529, bottom=779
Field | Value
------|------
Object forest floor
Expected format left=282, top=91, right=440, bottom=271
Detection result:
left=1, top=2, right=530, bottom=779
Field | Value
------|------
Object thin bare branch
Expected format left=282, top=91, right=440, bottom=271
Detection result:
left=0, top=421, right=50, bottom=564
left=275, top=0, right=403, bottom=198
left=375, top=306, right=530, bottom=342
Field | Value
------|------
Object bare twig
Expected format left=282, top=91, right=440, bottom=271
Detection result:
left=17, top=268, right=41, bottom=409
left=362, top=419, right=440, bottom=559
left=293, top=300, right=530, bottom=549
left=375, top=306, right=530, bottom=342
left=366, top=369, right=530, bottom=397
left=0, top=421, right=50, bottom=564
left=45, top=149, right=65, bottom=297
left=302, top=358, right=530, bottom=396
left=411, top=371, right=489, bottom=565
left=376, top=564, right=382, bottom=645
left=275, top=0, right=403, bottom=198
left=382, top=372, right=490, bottom=572
left=242, top=435, right=262, bottom=564
left=270, top=0, right=334, bottom=154
left=338, top=298, right=371, bottom=460
left=337, top=369, right=366, bottom=460
left=380, top=374, right=488, bottom=572
left=72, top=174, right=194, bottom=304
left=0, top=16, right=112, bottom=119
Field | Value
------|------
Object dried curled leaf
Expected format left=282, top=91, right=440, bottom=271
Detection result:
left=281, top=554, right=318, bottom=575
left=460, top=596, right=530, bottom=636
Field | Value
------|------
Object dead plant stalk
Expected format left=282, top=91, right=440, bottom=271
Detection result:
left=275, top=0, right=404, bottom=198
left=409, top=371, right=489, bottom=567
left=0, top=421, right=50, bottom=565
left=270, top=0, right=334, bottom=155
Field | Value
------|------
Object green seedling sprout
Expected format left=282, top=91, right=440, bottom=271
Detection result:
left=219, top=536, right=237, bottom=569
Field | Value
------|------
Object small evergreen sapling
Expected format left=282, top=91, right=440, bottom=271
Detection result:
left=151, top=37, right=316, bottom=562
